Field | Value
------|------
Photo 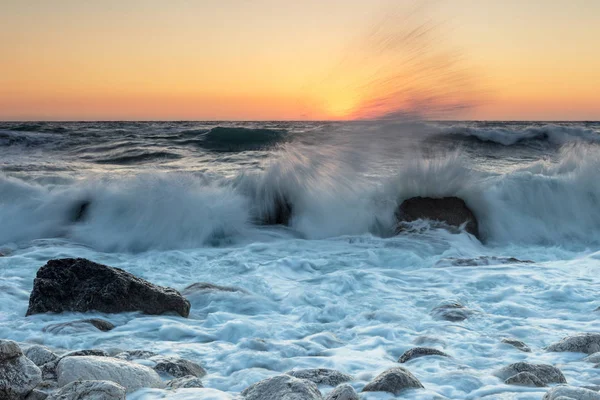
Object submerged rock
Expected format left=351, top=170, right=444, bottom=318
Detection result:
left=547, top=333, right=600, bottom=355
left=325, top=384, right=358, bottom=400
left=431, top=302, right=473, bottom=322
left=398, top=347, right=450, bottom=363
left=543, top=386, right=600, bottom=400
left=286, top=368, right=353, bottom=386
left=0, top=340, right=42, bottom=400
left=182, top=282, right=248, bottom=296
left=501, top=338, right=532, bottom=353
left=396, top=196, right=479, bottom=238
left=26, top=258, right=190, bottom=317
left=43, top=319, right=115, bottom=334
left=24, top=346, right=58, bottom=367
left=166, top=375, right=204, bottom=389
left=585, top=353, right=600, bottom=363
left=362, top=367, right=424, bottom=395
left=47, top=380, right=125, bottom=400
left=437, top=256, right=533, bottom=267
left=153, top=356, right=206, bottom=378
left=496, top=362, right=567, bottom=385
left=56, top=356, right=162, bottom=393
left=241, top=374, right=322, bottom=400
left=505, top=372, right=546, bottom=387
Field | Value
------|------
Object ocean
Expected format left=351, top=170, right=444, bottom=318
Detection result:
left=1, top=120, right=600, bottom=399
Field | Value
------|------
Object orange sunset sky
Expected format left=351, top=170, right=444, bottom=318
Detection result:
left=1, top=0, right=599, bottom=121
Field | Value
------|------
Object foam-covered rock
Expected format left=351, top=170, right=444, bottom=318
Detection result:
left=547, top=333, right=600, bottom=355
left=241, top=374, right=322, bottom=400
left=543, top=386, right=600, bottom=400
left=398, top=347, right=449, bottom=363
left=26, top=258, right=190, bottom=317
left=43, top=319, right=115, bottom=333
left=496, top=362, right=567, bottom=385
left=286, top=368, right=353, bottom=386
left=166, top=375, right=204, bottom=389
left=182, top=282, right=248, bottom=296
left=56, top=356, right=162, bottom=393
left=396, top=196, right=479, bottom=237
left=505, top=372, right=546, bottom=387
left=0, top=340, right=42, bottom=399
left=431, top=301, right=473, bottom=322
left=362, top=367, right=424, bottom=395
left=325, top=384, right=358, bottom=400
left=24, top=346, right=58, bottom=367
left=46, top=380, right=125, bottom=400
left=501, top=338, right=531, bottom=352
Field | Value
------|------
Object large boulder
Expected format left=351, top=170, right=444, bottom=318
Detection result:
left=325, top=384, right=358, bottom=400
left=398, top=347, right=449, bottom=363
left=543, top=386, right=600, bottom=400
left=496, top=362, right=567, bottom=385
left=241, top=375, right=322, bottom=400
left=56, top=356, right=162, bottom=393
left=362, top=367, right=424, bottom=395
left=24, top=346, right=58, bottom=367
left=41, top=350, right=109, bottom=381
left=46, top=380, right=125, bottom=400
left=26, top=258, right=190, bottom=317
left=285, top=368, right=353, bottom=386
left=396, top=196, right=479, bottom=238
left=0, top=340, right=42, bottom=399
left=547, top=333, right=600, bottom=355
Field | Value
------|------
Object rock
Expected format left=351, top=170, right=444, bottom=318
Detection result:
left=43, top=319, right=115, bottom=334
left=398, top=347, right=450, bottom=363
left=286, top=368, right=353, bottom=386
left=25, top=389, right=48, bottom=400
left=114, top=350, right=158, bottom=361
left=24, top=346, right=58, bottom=367
left=496, top=362, right=567, bottom=385
left=595, top=307, right=599, bottom=312
left=166, top=375, right=204, bottom=389
left=505, top=372, right=546, bottom=387
left=152, top=356, right=207, bottom=378
left=182, top=282, right=248, bottom=296
left=41, top=349, right=111, bottom=380
left=543, top=386, right=600, bottom=400
left=437, top=256, right=533, bottom=267
left=396, top=196, right=479, bottom=237
left=0, top=340, right=42, bottom=400
left=431, top=302, right=473, bottom=322
left=547, top=333, right=600, bottom=355
left=47, top=380, right=125, bottom=400
left=241, top=375, right=322, bottom=400
left=26, top=258, right=190, bottom=318
left=502, top=338, right=532, bottom=353
left=585, top=353, right=600, bottom=363
left=56, top=356, right=162, bottom=393
left=362, top=367, right=424, bottom=395
left=325, top=384, right=358, bottom=400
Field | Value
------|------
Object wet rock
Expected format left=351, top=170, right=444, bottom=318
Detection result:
left=362, top=367, right=424, bottom=395
left=24, top=389, right=48, bottom=400
left=585, top=353, right=600, bottom=363
left=543, top=386, right=600, bottom=400
left=325, top=384, right=358, bottom=400
left=547, top=333, right=600, bottom=355
left=502, top=338, right=532, bottom=353
left=26, top=258, right=190, bottom=318
left=496, top=362, right=567, bottom=385
left=43, top=319, right=115, bottom=334
left=505, top=372, right=546, bottom=387
left=47, top=380, right=126, bottom=400
left=242, top=374, right=322, bottom=400
left=396, top=196, right=479, bottom=238
left=24, top=346, right=58, bottom=367
left=286, top=368, right=353, bottom=386
left=114, top=350, right=158, bottom=361
left=398, top=347, right=450, bottom=363
left=182, top=282, right=248, bottom=296
left=57, top=356, right=162, bottom=393
left=41, top=348, right=111, bottom=380
left=166, top=375, right=204, bottom=389
left=152, top=356, right=207, bottom=378
left=431, top=302, right=473, bottom=322
left=437, top=256, right=533, bottom=267
left=0, top=340, right=42, bottom=400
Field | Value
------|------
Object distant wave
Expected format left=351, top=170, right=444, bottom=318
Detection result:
left=440, top=124, right=600, bottom=146
left=198, top=127, right=288, bottom=151
left=93, top=150, right=182, bottom=165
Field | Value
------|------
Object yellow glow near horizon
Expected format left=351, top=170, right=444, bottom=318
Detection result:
left=1, top=0, right=599, bottom=121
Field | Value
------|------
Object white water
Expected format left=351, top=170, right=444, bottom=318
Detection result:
left=1, top=122, right=600, bottom=399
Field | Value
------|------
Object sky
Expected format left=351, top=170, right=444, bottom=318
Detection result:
left=1, top=0, right=599, bottom=121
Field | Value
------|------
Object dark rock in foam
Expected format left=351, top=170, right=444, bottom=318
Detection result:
left=547, top=333, right=600, bottom=355
left=396, top=196, right=479, bottom=238
left=362, top=367, right=424, bottom=395
left=398, top=347, right=450, bottom=363
left=26, top=258, right=190, bottom=317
